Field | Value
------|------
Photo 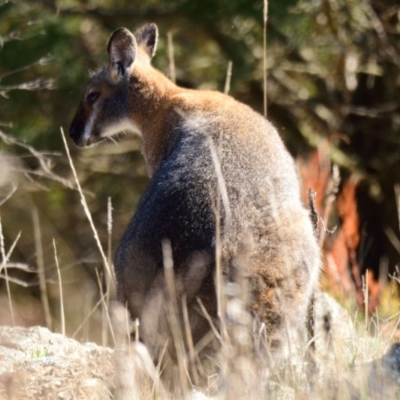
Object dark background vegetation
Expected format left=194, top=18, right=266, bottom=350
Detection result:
left=0, top=0, right=399, bottom=342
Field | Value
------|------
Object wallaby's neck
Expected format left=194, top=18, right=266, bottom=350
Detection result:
left=129, top=64, right=185, bottom=177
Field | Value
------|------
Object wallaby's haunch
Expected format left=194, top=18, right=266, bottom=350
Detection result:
left=69, top=23, right=320, bottom=363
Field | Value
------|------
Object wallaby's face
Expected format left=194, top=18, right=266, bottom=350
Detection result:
left=69, top=24, right=158, bottom=147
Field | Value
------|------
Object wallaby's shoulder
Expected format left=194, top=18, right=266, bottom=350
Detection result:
left=132, top=54, right=259, bottom=127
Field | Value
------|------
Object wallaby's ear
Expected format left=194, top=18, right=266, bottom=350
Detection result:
left=134, top=23, right=158, bottom=59
left=107, top=28, right=137, bottom=82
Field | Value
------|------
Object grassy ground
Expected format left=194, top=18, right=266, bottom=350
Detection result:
left=0, top=291, right=399, bottom=399
left=0, top=129, right=399, bottom=399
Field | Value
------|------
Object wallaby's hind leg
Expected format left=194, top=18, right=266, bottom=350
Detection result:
left=136, top=251, right=216, bottom=361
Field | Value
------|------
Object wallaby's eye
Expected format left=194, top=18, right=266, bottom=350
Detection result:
left=86, top=92, right=99, bottom=105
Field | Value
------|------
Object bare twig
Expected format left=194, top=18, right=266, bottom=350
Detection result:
left=0, top=231, right=22, bottom=274
left=224, top=61, right=233, bottom=95
left=95, top=268, right=116, bottom=347
left=53, top=239, right=65, bottom=336
left=0, top=217, right=18, bottom=325
left=319, top=164, right=340, bottom=248
left=103, top=196, right=114, bottom=347
left=0, top=185, right=17, bottom=207
left=162, top=240, right=188, bottom=392
left=72, top=293, right=107, bottom=339
left=308, top=189, right=319, bottom=234
left=306, top=189, right=318, bottom=375
left=1, top=262, right=31, bottom=271
left=0, top=78, right=56, bottom=97
left=364, top=271, right=369, bottom=325
left=167, top=31, right=176, bottom=84
left=182, top=295, right=199, bottom=384
left=134, top=318, right=140, bottom=343
left=196, top=297, right=222, bottom=343
left=0, top=55, right=53, bottom=81
left=363, top=1, right=400, bottom=68
left=384, top=226, right=400, bottom=255
left=107, top=197, right=113, bottom=278
left=0, top=129, right=74, bottom=189
left=263, top=0, right=269, bottom=117
left=207, top=136, right=230, bottom=341
left=389, top=266, right=400, bottom=285
left=33, top=207, right=52, bottom=330
left=0, top=22, right=46, bottom=46
left=395, top=184, right=400, bottom=232
left=207, top=137, right=232, bottom=229
left=0, top=273, right=31, bottom=287
left=60, top=127, right=114, bottom=288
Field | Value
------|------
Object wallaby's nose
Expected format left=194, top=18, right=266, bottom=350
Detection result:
left=69, top=104, right=90, bottom=147
left=69, top=121, right=86, bottom=147
left=69, top=123, right=81, bottom=144
left=69, top=124, right=77, bottom=140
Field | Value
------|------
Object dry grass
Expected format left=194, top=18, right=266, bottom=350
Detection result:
left=0, top=128, right=398, bottom=399
left=0, top=127, right=396, bottom=399
left=1, top=291, right=398, bottom=399
left=0, top=100, right=397, bottom=400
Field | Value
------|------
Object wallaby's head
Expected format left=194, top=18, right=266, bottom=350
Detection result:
left=69, top=24, right=158, bottom=147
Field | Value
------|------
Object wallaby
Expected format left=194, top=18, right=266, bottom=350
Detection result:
left=69, top=23, right=320, bottom=364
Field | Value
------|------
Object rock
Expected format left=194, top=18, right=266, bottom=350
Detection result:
left=0, top=326, right=114, bottom=399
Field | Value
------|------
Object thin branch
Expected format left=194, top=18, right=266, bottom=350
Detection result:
left=384, top=226, right=400, bottom=255
left=72, top=293, right=107, bottom=339
left=207, top=137, right=232, bottom=229
left=395, top=184, right=400, bottom=233
left=0, top=78, right=56, bottom=97
left=182, top=295, right=198, bottom=384
left=308, top=189, right=319, bottom=234
left=0, top=130, right=75, bottom=190
left=0, top=222, right=21, bottom=326
left=33, top=207, right=52, bottom=331
left=224, top=61, right=233, bottom=95
left=167, top=31, right=176, bottom=84
left=0, top=185, right=17, bottom=207
left=103, top=196, right=114, bottom=347
left=319, top=164, right=340, bottom=247
left=95, top=268, right=116, bottom=347
left=53, top=240, right=65, bottom=336
left=263, top=0, right=269, bottom=117
left=162, top=240, right=189, bottom=392
left=389, top=272, right=400, bottom=285
left=363, top=1, right=400, bottom=68
left=0, top=22, right=46, bottom=46
left=0, top=54, right=53, bottom=81
left=196, top=298, right=222, bottom=343
left=60, top=127, right=115, bottom=289
left=0, top=273, right=31, bottom=287
left=2, top=262, right=32, bottom=271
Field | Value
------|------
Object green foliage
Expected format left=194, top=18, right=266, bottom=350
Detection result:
left=31, top=347, right=49, bottom=359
